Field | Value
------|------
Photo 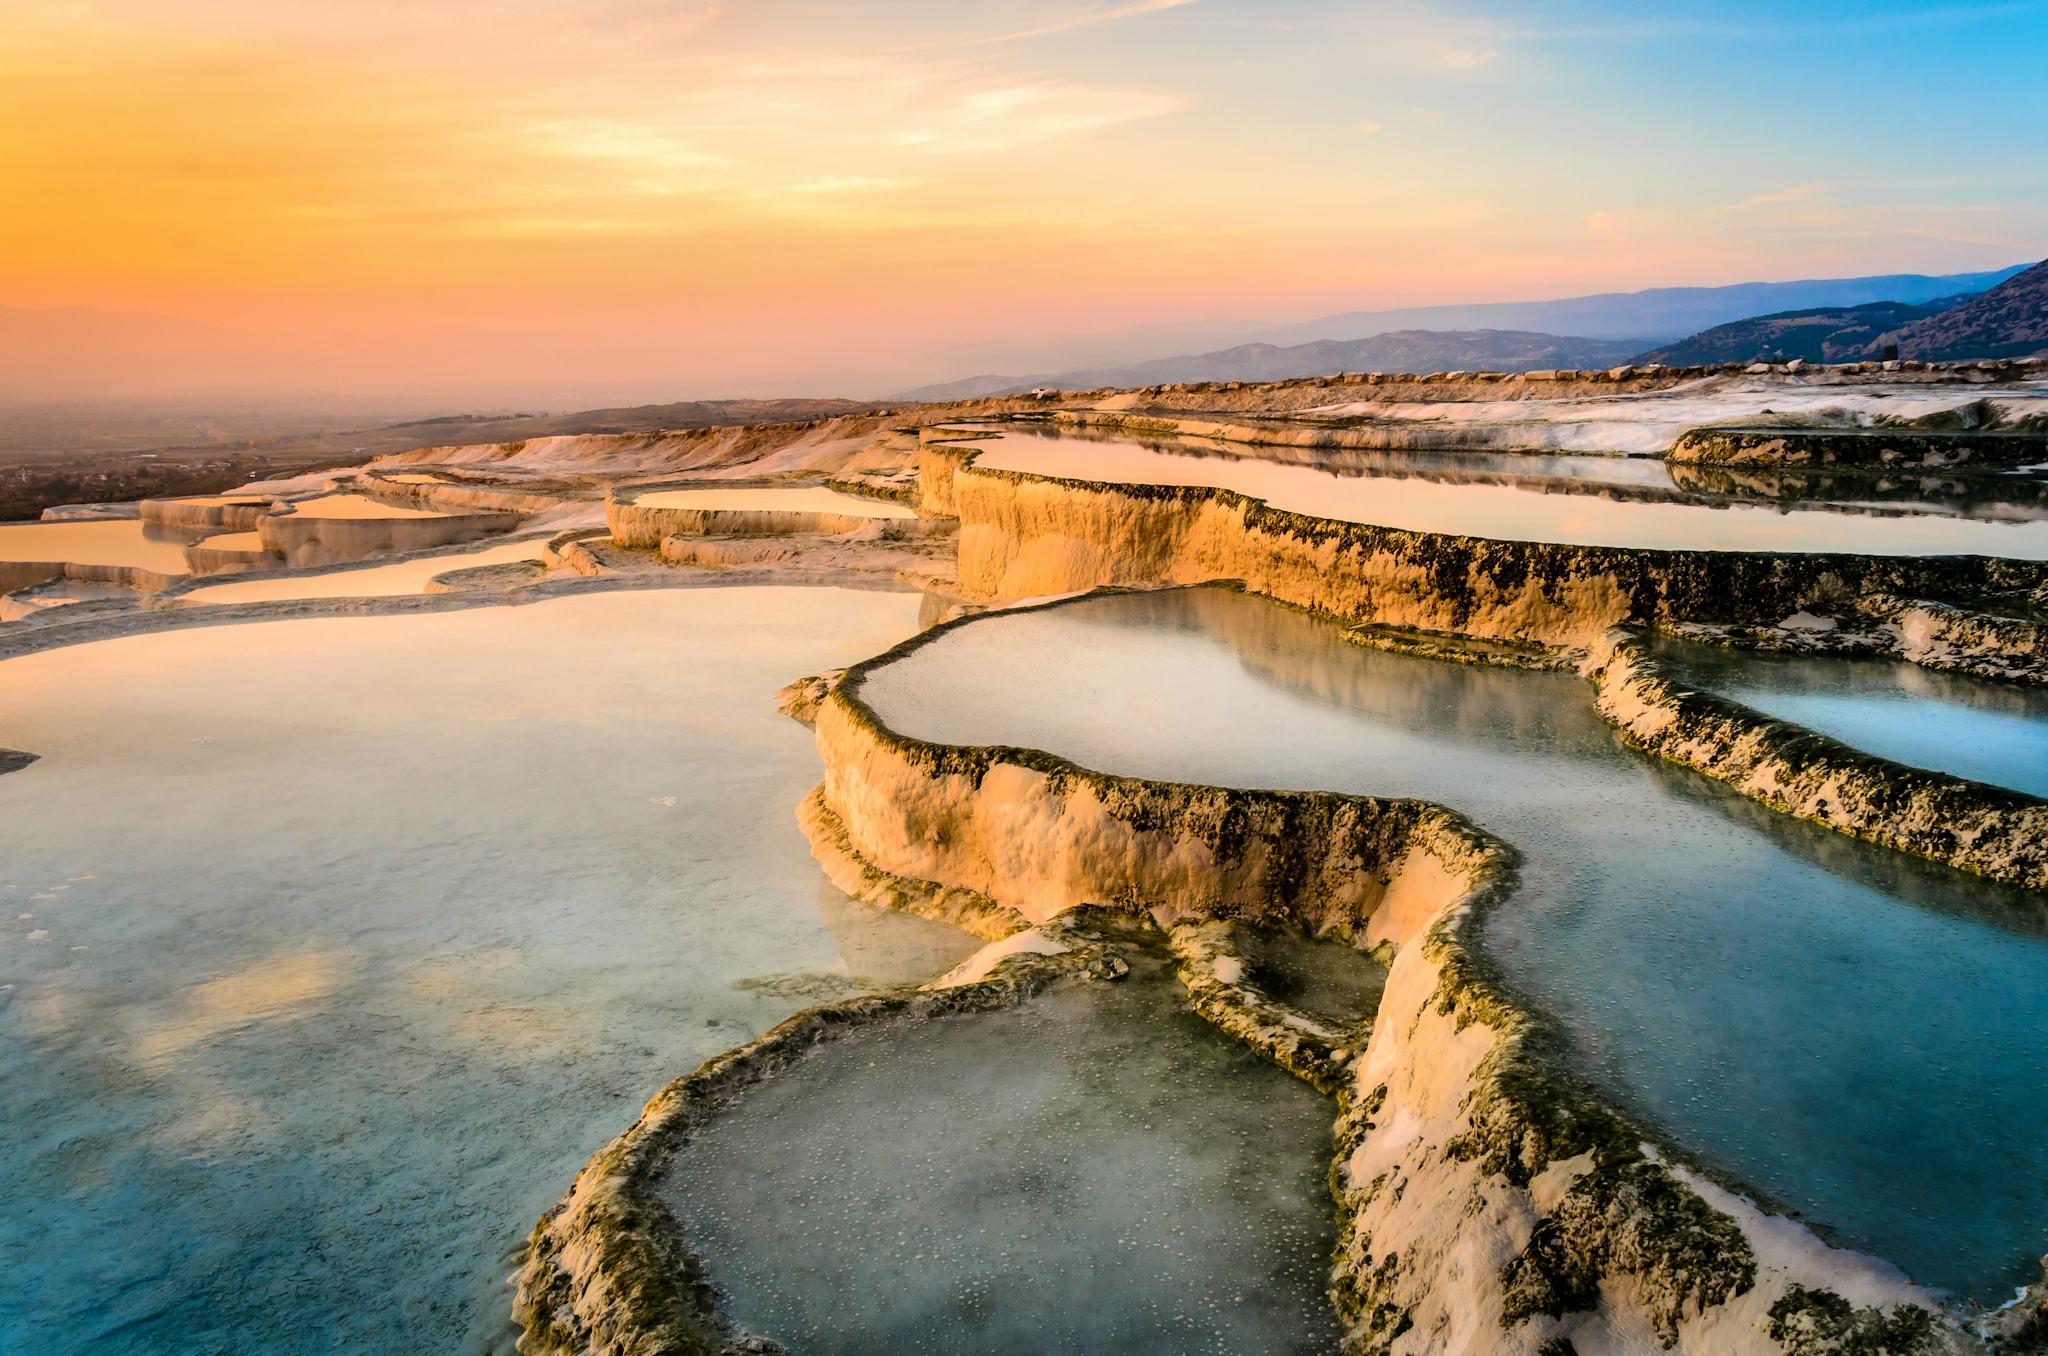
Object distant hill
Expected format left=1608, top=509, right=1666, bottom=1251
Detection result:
left=1635, top=257, right=2048, bottom=367
left=1633, top=299, right=1965, bottom=366
left=1889, top=258, right=2048, bottom=361
left=900, top=330, right=1653, bottom=401
left=1251, top=267, right=2026, bottom=348
left=910, top=264, right=2030, bottom=396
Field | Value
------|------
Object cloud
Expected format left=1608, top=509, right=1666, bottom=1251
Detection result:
left=1440, top=47, right=1499, bottom=68
left=1356, top=120, right=1383, bottom=135
left=890, top=80, right=1183, bottom=153
left=968, top=0, right=1196, bottom=45
left=527, top=119, right=733, bottom=178
left=1717, top=182, right=1829, bottom=212
left=777, top=175, right=913, bottom=195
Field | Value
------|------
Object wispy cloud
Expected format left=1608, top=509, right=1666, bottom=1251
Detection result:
left=528, top=119, right=732, bottom=177
left=777, top=175, right=912, bottom=195
left=967, top=0, right=1196, bottom=46
left=1718, top=182, right=1829, bottom=212
left=1355, top=121, right=1383, bottom=135
left=1439, top=47, right=1498, bottom=68
left=891, top=80, right=1182, bottom=153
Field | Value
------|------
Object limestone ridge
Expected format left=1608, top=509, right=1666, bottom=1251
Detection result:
left=1585, top=630, right=2048, bottom=890
left=936, top=443, right=2048, bottom=649
left=1668, top=426, right=2048, bottom=472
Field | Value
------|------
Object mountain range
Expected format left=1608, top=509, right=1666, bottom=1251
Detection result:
left=900, top=265, right=2032, bottom=399
left=1638, top=258, right=2048, bottom=367
left=902, top=331, right=1655, bottom=401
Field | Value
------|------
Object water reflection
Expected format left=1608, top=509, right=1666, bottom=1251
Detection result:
left=961, top=425, right=2048, bottom=557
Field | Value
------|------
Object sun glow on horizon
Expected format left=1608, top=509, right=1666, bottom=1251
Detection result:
left=3, top=0, right=2044, bottom=399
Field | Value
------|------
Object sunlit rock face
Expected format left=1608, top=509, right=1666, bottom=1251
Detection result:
left=254, top=492, right=522, bottom=568
left=607, top=482, right=922, bottom=548
left=0, top=587, right=981, bottom=1356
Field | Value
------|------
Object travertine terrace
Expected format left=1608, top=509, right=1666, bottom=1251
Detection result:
left=8, top=357, right=2047, bottom=1356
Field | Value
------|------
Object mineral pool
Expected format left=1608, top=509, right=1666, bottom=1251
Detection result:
left=173, top=535, right=552, bottom=606
left=854, top=586, right=2048, bottom=1300
left=0, top=586, right=982, bottom=1355
left=1653, top=634, right=2048, bottom=798
left=666, top=941, right=1342, bottom=1355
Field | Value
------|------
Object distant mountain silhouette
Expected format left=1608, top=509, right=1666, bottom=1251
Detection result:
left=900, top=330, right=1652, bottom=401
left=1887, top=258, right=2048, bottom=361
left=1633, top=299, right=1965, bottom=366
left=906, top=265, right=2030, bottom=397
left=1634, top=257, right=2048, bottom=366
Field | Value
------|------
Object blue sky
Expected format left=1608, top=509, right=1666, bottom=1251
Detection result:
left=4, top=0, right=2042, bottom=394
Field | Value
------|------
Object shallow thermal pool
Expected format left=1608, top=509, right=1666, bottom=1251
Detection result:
left=958, top=426, right=2048, bottom=558
left=1654, top=635, right=2048, bottom=798
left=173, top=536, right=551, bottom=605
left=0, top=587, right=981, bottom=1355
left=190, top=530, right=268, bottom=552
left=666, top=942, right=1341, bottom=1355
left=855, top=587, right=2048, bottom=1300
left=283, top=491, right=454, bottom=519
left=629, top=485, right=916, bottom=518
left=0, top=519, right=198, bottom=574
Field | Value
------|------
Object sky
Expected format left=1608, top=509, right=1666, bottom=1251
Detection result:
left=3, top=0, right=2046, bottom=402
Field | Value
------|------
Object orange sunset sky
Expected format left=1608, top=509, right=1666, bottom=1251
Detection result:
left=4, top=0, right=2045, bottom=402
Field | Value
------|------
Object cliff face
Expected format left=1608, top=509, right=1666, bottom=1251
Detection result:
left=946, top=463, right=2047, bottom=647
left=138, top=496, right=269, bottom=531
left=255, top=502, right=520, bottom=568
left=812, top=693, right=1429, bottom=940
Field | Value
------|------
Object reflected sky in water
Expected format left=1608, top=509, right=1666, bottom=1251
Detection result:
left=1654, top=634, right=2048, bottom=798
left=0, top=588, right=980, bottom=1354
